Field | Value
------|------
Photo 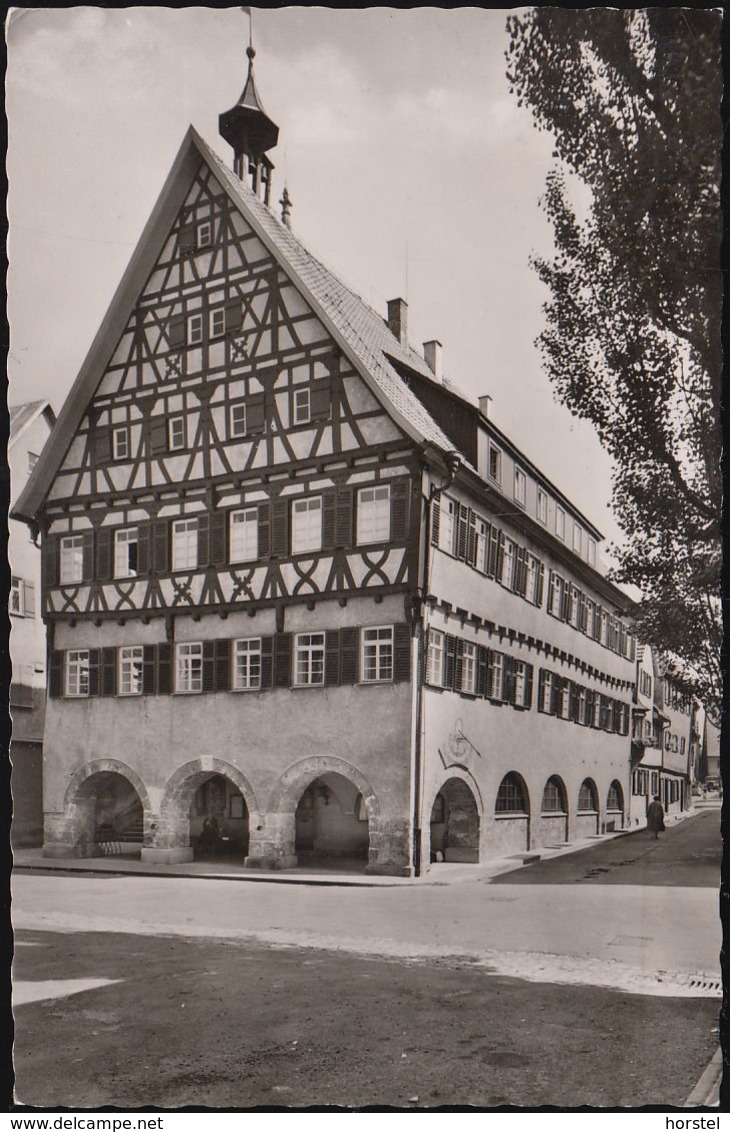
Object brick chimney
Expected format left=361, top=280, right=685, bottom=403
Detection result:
left=387, top=298, right=408, bottom=346
left=423, top=340, right=442, bottom=382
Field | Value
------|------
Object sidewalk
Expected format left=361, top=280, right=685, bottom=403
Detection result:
left=12, top=820, right=668, bottom=887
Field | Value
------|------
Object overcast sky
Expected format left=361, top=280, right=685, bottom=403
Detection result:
left=7, top=6, right=620, bottom=556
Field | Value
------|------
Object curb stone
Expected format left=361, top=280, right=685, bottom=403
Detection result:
left=685, top=1047, right=722, bottom=1107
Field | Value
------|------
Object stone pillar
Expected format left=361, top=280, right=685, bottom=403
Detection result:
left=244, top=812, right=298, bottom=870
left=139, top=810, right=193, bottom=865
left=42, top=802, right=96, bottom=859
left=366, top=815, right=413, bottom=877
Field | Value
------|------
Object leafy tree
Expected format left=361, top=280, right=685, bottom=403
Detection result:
left=506, top=8, right=722, bottom=715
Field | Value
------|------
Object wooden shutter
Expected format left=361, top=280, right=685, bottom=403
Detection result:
left=535, top=562, right=545, bottom=607
left=49, top=650, right=63, bottom=698
left=260, top=636, right=273, bottom=688
left=393, top=623, right=411, bottom=683
left=225, top=299, right=243, bottom=332
left=153, top=520, right=169, bottom=574
left=593, top=605, right=603, bottom=640
left=274, top=633, right=291, bottom=686
left=197, top=514, right=211, bottom=567
left=322, top=489, right=336, bottom=549
left=167, top=315, right=185, bottom=348
left=210, top=512, right=227, bottom=566
left=325, top=630, right=340, bottom=686
left=178, top=225, right=196, bottom=254
left=560, top=580, right=571, bottom=622
left=537, top=669, right=547, bottom=713
left=156, top=643, right=172, bottom=695
left=88, top=648, right=101, bottom=697
left=22, top=581, right=36, bottom=618
left=246, top=391, right=266, bottom=434
left=454, top=639, right=464, bottom=692
left=551, top=675, right=562, bottom=717
left=142, top=645, right=156, bottom=695
left=503, top=656, right=515, bottom=705
left=514, top=548, right=526, bottom=597
left=431, top=495, right=441, bottom=547
left=487, top=528, right=501, bottom=577
left=569, top=683, right=579, bottom=722
left=81, top=531, right=94, bottom=582
left=390, top=481, right=410, bottom=542
left=101, top=647, right=116, bottom=696
left=456, top=504, right=469, bottom=560
left=202, top=641, right=216, bottom=693
left=42, top=536, right=59, bottom=589
left=95, top=425, right=111, bottom=466
left=136, top=523, right=151, bottom=575
left=215, top=639, right=231, bottom=692
left=444, top=635, right=457, bottom=691
left=335, top=487, right=353, bottom=547
left=466, top=511, right=477, bottom=567
left=257, top=502, right=271, bottom=558
left=524, top=664, right=534, bottom=709
left=477, top=645, right=488, bottom=697
left=149, top=419, right=168, bottom=454
left=340, top=627, right=359, bottom=684
left=271, top=498, right=289, bottom=557
left=310, top=378, right=331, bottom=420
left=96, top=527, right=113, bottom=582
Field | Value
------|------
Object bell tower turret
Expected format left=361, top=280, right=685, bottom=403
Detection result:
left=219, top=35, right=279, bottom=206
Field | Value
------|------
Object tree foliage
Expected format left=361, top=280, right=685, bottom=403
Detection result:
left=506, top=8, right=722, bottom=715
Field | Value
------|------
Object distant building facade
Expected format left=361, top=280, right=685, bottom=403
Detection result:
left=630, top=645, right=695, bottom=823
left=9, top=401, right=55, bottom=847
left=15, top=49, right=641, bottom=875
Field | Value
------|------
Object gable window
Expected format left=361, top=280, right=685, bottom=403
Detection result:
left=537, top=488, right=548, bottom=525
left=293, top=387, right=311, bottom=425
left=427, top=629, right=444, bottom=686
left=112, top=427, right=129, bottom=461
left=119, top=646, right=143, bottom=696
left=489, top=445, right=501, bottom=484
left=114, top=528, right=138, bottom=579
left=197, top=220, right=212, bottom=248
left=28, top=451, right=39, bottom=476
left=188, top=313, right=204, bottom=346
left=172, top=518, right=199, bottom=570
left=439, top=497, right=456, bottom=554
left=60, top=535, right=85, bottom=584
left=176, top=642, right=203, bottom=693
left=362, top=626, right=394, bottom=683
left=66, top=650, right=90, bottom=697
left=230, top=403, right=247, bottom=438
left=210, top=307, right=226, bottom=339
left=487, top=652, right=504, bottom=700
left=230, top=508, right=258, bottom=563
left=514, top=466, right=527, bottom=507
left=462, top=642, right=477, bottom=695
left=233, top=638, right=262, bottom=691
left=168, top=416, right=186, bottom=451
left=572, top=522, right=582, bottom=554
left=10, top=577, right=22, bottom=616
left=556, top=506, right=566, bottom=541
left=295, top=632, right=325, bottom=687
left=292, top=497, right=322, bottom=554
left=357, top=485, right=391, bottom=545
left=587, top=536, right=597, bottom=567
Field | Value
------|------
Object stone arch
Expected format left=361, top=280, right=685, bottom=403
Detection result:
left=267, top=756, right=380, bottom=821
left=539, top=774, right=569, bottom=847
left=576, top=776, right=600, bottom=837
left=428, top=769, right=483, bottom=865
left=494, top=770, right=531, bottom=854
left=60, top=759, right=150, bottom=858
left=156, top=758, right=260, bottom=855
left=605, top=779, right=625, bottom=832
left=64, top=758, right=151, bottom=812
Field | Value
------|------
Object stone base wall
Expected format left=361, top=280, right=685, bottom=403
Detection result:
left=538, top=813, right=569, bottom=846
left=575, top=812, right=599, bottom=838
left=488, top=815, right=529, bottom=856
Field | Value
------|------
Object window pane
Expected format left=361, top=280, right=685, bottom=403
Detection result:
left=357, top=485, right=391, bottom=544
left=234, top=638, right=261, bottom=690
left=230, top=509, right=258, bottom=562
left=292, top=498, right=322, bottom=553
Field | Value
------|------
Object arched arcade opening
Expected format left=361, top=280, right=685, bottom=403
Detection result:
left=295, top=773, right=370, bottom=871
left=429, top=777, right=481, bottom=864
left=67, top=769, right=146, bottom=858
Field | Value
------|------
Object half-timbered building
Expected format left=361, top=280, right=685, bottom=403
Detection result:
left=14, top=47, right=637, bottom=875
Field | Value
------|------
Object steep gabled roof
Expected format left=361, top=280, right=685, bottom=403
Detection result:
left=9, top=400, right=55, bottom=449
left=14, top=127, right=456, bottom=523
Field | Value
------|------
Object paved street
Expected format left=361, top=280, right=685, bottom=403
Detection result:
left=11, top=807, right=721, bottom=1108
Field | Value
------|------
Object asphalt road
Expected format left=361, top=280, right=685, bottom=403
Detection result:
left=492, top=806, right=721, bottom=887
left=12, top=927, right=719, bottom=1110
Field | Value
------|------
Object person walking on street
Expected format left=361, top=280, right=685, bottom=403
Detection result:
left=646, top=796, right=665, bottom=840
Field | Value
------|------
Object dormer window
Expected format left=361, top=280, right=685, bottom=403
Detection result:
left=587, top=536, right=597, bottom=567
left=556, top=506, right=566, bottom=541
left=572, top=522, right=582, bottom=555
left=489, top=444, right=501, bottom=484
left=514, top=466, right=527, bottom=507
left=197, top=220, right=212, bottom=249
left=537, top=488, right=548, bottom=525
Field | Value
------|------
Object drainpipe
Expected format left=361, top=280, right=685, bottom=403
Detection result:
left=412, top=449, right=461, bottom=877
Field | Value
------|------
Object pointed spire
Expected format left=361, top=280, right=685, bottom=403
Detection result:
left=219, top=14, right=279, bottom=203
left=280, top=186, right=293, bottom=229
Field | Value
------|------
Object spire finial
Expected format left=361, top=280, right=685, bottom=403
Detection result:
left=280, top=186, right=293, bottom=229
left=242, top=6, right=253, bottom=49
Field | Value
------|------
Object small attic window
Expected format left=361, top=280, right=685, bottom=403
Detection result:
left=197, top=221, right=212, bottom=249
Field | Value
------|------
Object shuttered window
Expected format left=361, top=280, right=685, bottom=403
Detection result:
left=439, top=497, right=456, bottom=554
left=538, top=670, right=553, bottom=714
left=119, top=646, right=144, bottom=696
left=172, top=519, right=198, bottom=570
left=114, top=528, right=139, bottom=579
left=294, top=633, right=325, bottom=686
left=230, top=508, right=258, bottom=563
left=60, top=535, right=87, bottom=584
left=357, top=485, right=390, bottom=545
left=426, top=630, right=444, bottom=686
left=233, top=638, right=261, bottom=690
left=66, top=650, right=90, bottom=697
left=461, top=642, right=477, bottom=694
left=361, top=627, right=393, bottom=683
left=9, top=577, right=22, bottom=615
left=487, top=651, right=504, bottom=701
left=176, top=642, right=203, bottom=693
left=291, top=497, right=322, bottom=553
